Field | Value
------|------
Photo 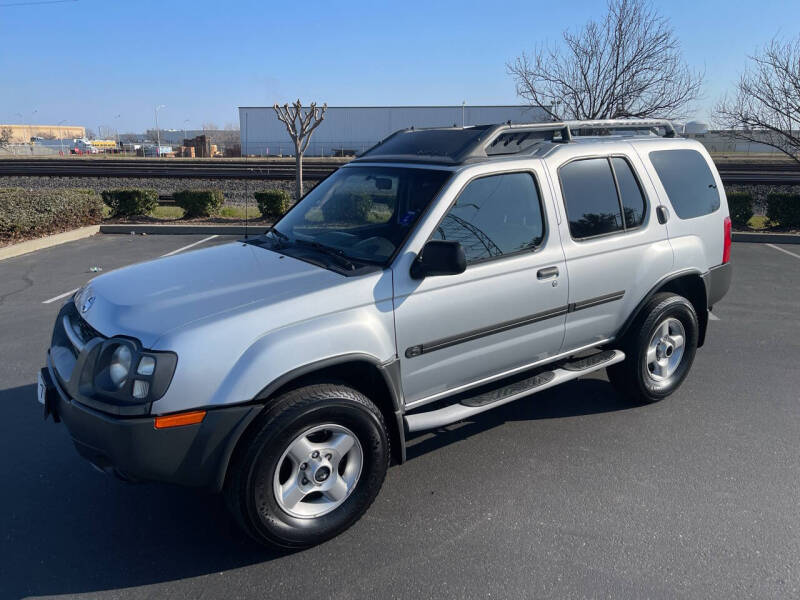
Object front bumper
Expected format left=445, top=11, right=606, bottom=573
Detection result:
left=41, top=358, right=260, bottom=491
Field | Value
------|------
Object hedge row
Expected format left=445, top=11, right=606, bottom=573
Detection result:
left=727, top=192, right=754, bottom=229
left=254, top=189, right=291, bottom=219
left=101, top=189, right=159, bottom=217
left=100, top=187, right=292, bottom=219
left=0, top=188, right=104, bottom=239
left=173, top=189, right=224, bottom=218
left=766, top=193, right=800, bottom=229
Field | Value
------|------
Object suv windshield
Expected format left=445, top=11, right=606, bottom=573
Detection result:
left=261, top=166, right=451, bottom=267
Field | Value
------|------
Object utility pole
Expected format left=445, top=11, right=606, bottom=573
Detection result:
left=155, top=104, right=166, bottom=157
left=462, top=100, right=466, bottom=127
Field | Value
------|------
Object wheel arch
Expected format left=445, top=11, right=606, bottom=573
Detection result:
left=217, top=354, right=405, bottom=491
left=617, top=270, right=708, bottom=347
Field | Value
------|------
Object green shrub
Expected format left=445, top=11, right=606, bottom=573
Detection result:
left=0, top=188, right=104, bottom=239
left=101, top=188, right=159, bottom=217
left=254, top=189, right=291, bottom=220
left=321, top=192, right=373, bottom=222
left=173, top=189, right=224, bottom=218
left=727, top=192, right=754, bottom=229
left=766, top=193, right=800, bottom=229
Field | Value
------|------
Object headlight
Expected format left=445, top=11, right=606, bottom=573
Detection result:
left=109, top=344, right=132, bottom=388
left=89, top=338, right=177, bottom=407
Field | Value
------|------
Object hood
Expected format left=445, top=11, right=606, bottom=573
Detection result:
left=79, top=241, right=345, bottom=347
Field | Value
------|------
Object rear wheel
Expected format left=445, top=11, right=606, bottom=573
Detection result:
left=608, top=293, right=699, bottom=403
left=225, top=383, right=389, bottom=548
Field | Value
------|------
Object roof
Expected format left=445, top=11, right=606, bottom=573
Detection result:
left=352, top=119, right=677, bottom=166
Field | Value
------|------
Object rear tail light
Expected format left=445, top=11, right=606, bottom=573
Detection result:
left=722, top=216, right=731, bottom=264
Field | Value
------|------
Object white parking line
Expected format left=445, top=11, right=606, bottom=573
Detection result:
left=42, top=288, right=79, bottom=304
left=41, top=235, right=220, bottom=304
left=708, top=312, right=720, bottom=321
left=766, top=243, right=800, bottom=260
left=160, top=235, right=219, bottom=257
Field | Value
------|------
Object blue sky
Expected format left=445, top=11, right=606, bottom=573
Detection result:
left=1, top=0, right=799, bottom=133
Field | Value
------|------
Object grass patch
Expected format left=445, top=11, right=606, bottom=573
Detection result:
left=219, top=205, right=262, bottom=219
left=748, top=215, right=770, bottom=229
left=152, top=205, right=185, bottom=219
left=145, top=204, right=263, bottom=220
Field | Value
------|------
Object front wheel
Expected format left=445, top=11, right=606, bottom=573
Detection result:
left=608, top=293, right=699, bottom=403
left=224, top=383, right=389, bottom=548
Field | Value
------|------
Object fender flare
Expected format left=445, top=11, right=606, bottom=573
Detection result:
left=616, top=268, right=708, bottom=345
left=213, top=353, right=406, bottom=491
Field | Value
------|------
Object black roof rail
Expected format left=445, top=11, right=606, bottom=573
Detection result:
left=353, top=118, right=676, bottom=165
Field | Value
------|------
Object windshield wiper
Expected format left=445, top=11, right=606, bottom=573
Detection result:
left=294, top=239, right=357, bottom=271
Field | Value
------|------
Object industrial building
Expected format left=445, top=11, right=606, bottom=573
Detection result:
left=238, top=105, right=551, bottom=157
left=1, top=123, right=85, bottom=143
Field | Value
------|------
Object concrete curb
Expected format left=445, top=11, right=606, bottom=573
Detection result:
left=0, top=225, right=100, bottom=261
left=99, top=224, right=256, bottom=235
left=732, top=231, right=800, bottom=244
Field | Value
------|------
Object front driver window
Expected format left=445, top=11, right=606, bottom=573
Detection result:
left=432, top=172, right=545, bottom=264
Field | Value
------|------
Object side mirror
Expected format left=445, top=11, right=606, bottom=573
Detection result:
left=410, top=240, right=467, bottom=279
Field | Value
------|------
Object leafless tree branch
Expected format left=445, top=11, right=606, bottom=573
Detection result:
left=713, top=36, right=800, bottom=163
left=507, top=0, right=703, bottom=121
left=273, top=99, right=328, bottom=199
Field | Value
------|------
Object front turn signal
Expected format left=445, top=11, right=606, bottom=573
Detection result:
left=154, top=410, right=207, bottom=429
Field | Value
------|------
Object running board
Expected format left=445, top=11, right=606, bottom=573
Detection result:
left=404, top=349, right=625, bottom=433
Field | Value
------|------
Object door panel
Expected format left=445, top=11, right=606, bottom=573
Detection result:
left=392, top=169, right=568, bottom=406
left=550, top=152, right=673, bottom=350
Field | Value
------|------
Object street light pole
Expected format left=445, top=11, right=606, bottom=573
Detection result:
left=154, top=104, right=166, bottom=157
left=114, top=114, right=121, bottom=151
left=57, top=119, right=66, bottom=156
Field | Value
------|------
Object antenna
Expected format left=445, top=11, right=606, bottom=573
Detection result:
left=244, top=112, right=249, bottom=239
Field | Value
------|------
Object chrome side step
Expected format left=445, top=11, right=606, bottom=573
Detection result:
left=404, top=349, right=625, bottom=433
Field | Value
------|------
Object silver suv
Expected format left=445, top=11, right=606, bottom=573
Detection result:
left=38, top=119, right=732, bottom=548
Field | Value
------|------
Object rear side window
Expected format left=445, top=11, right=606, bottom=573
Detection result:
left=611, top=157, right=646, bottom=228
left=433, top=172, right=544, bottom=264
left=559, top=158, right=623, bottom=238
left=649, top=149, right=720, bottom=219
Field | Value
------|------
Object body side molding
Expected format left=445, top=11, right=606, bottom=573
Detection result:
left=404, top=291, right=625, bottom=359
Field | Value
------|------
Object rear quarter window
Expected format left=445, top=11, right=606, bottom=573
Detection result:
left=649, top=149, right=720, bottom=219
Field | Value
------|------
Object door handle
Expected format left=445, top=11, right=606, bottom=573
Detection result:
left=657, top=205, right=670, bottom=224
left=537, top=266, right=559, bottom=279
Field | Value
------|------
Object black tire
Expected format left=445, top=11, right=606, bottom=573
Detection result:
left=608, top=292, right=699, bottom=403
left=224, top=383, right=389, bottom=549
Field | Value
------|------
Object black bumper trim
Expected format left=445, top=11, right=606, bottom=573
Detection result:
left=45, top=359, right=261, bottom=491
left=702, top=262, right=732, bottom=308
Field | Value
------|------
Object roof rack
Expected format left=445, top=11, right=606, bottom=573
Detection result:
left=565, top=119, right=676, bottom=138
left=354, top=118, right=676, bottom=165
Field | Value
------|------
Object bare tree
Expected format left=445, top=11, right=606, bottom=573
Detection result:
left=274, top=100, right=327, bottom=199
left=0, top=128, right=13, bottom=148
left=507, top=0, right=703, bottom=121
left=714, top=36, right=800, bottom=163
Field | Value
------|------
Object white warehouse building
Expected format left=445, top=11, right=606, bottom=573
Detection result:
left=238, top=105, right=551, bottom=157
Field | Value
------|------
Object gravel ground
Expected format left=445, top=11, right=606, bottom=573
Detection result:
left=0, top=176, right=318, bottom=205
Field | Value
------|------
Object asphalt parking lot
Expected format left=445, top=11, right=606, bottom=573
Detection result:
left=0, top=235, right=798, bottom=599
